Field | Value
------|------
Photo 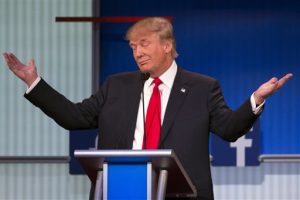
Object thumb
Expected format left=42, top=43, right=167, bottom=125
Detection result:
left=27, top=58, right=35, bottom=67
left=268, top=77, right=278, bottom=84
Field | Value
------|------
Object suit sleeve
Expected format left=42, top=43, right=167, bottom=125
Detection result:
left=24, top=78, right=105, bottom=130
left=208, top=80, right=260, bottom=142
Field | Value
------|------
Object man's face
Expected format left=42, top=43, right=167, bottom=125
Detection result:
left=129, top=33, right=171, bottom=77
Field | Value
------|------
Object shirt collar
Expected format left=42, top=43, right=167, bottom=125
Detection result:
left=145, top=60, right=178, bottom=89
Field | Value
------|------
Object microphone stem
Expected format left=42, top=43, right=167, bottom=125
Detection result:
left=141, top=72, right=150, bottom=149
left=142, top=82, right=147, bottom=149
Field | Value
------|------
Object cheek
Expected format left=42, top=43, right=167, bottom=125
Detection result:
left=154, top=51, right=165, bottom=62
left=132, top=53, right=139, bottom=61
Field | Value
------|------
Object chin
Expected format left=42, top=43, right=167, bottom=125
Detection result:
left=139, top=66, right=151, bottom=73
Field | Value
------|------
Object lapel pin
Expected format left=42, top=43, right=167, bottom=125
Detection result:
left=180, top=88, right=186, bottom=93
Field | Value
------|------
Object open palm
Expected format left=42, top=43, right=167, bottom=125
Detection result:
left=254, top=74, right=293, bottom=104
left=3, top=52, right=38, bottom=86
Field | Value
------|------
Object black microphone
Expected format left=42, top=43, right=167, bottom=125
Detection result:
left=141, top=72, right=150, bottom=148
left=141, top=72, right=150, bottom=81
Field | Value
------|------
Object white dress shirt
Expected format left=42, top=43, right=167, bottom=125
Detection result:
left=26, top=76, right=41, bottom=94
left=132, top=61, right=178, bottom=149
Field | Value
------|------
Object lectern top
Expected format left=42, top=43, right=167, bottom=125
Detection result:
left=75, top=149, right=174, bottom=157
left=74, top=149, right=197, bottom=198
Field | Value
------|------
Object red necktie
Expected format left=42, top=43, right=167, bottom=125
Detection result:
left=144, top=78, right=162, bottom=149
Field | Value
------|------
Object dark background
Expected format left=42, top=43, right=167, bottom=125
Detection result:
left=99, top=0, right=299, bottom=154
left=70, top=0, right=300, bottom=173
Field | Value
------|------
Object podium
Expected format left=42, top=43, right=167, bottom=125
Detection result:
left=74, top=149, right=197, bottom=200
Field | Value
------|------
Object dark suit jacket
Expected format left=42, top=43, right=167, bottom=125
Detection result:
left=25, top=67, right=259, bottom=200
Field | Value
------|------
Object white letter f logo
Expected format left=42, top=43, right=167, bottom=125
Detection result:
left=230, top=135, right=252, bottom=167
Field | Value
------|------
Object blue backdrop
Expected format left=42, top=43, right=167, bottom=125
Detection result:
left=70, top=0, right=300, bottom=173
left=99, top=0, right=299, bottom=154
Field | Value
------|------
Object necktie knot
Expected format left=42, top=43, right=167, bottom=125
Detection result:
left=153, top=78, right=162, bottom=87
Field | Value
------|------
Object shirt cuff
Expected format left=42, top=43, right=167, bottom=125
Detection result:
left=250, top=93, right=265, bottom=115
left=25, top=77, right=41, bottom=94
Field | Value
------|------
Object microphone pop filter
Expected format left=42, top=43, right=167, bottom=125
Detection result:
left=141, top=72, right=150, bottom=81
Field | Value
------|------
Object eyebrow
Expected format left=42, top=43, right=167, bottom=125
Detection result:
left=129, top=42, right=136, bottom=47
left=129, top=38, right=149, bottom=46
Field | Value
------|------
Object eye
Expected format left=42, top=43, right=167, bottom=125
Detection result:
left=130, top=44, right=137, bottom=51
left=141, top=41, right=150, bottom=47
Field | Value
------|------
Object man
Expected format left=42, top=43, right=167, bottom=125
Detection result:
left=3, top=17, right=292, bottom=199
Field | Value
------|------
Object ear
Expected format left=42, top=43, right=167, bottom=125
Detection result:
left=163, top=40, right=173, bottom=54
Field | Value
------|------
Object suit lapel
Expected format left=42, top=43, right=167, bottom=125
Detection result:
left=116, top=72, right=143, bottom=149
left=159, top=68, right=189, bottom=146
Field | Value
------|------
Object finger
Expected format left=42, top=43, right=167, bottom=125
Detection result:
left=277, top=73, right=293, bottom=88
left=3, top=53, right=16, bottom=69
left=8, top=52, right=23, bottom=66
left=5, top=52, right=15, bottom=65
left=284, top=73, right=293, bottom=79
left=3, top=52, right=12, bottom=64
left=2, top=52, right=8, bottom=59
left=27, top=59, right=35, bottom=67
left=5, top=52, right=18, bottom=67
left=2, top=53, right=23, bottom=75
left=268, top=77, right=278, bottom=84
left=2, top=52, right=10, bottom=64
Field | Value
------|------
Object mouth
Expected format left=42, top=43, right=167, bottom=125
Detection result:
left=139, top=60, right=150, bottom=66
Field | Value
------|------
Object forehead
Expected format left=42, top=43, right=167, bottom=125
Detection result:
left=129, top=32, right=159, bottom=44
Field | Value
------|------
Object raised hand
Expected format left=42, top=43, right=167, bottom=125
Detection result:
left=254, top=73, right=293, bottom=105
left=3, top=52, right=38, bottom=87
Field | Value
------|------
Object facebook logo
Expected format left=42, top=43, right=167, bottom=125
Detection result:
left=211, top=119, right=260, bottom=167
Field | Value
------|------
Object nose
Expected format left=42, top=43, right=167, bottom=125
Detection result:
left=135, top=46, right=144, bottom=58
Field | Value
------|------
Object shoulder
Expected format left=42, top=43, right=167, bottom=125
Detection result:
left=178, top=67, right=218, bottom=86
left=107, top=71, right=140, bottom=81
left=102, top=71, right=141, bottom=86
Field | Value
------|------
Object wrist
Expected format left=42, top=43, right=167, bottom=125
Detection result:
left=254, top=92, right=265, bottom=105
left=25, top=76, right=38, bottom=88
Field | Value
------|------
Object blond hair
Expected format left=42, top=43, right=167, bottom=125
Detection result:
left=126, top=17, right=178, bottom=58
